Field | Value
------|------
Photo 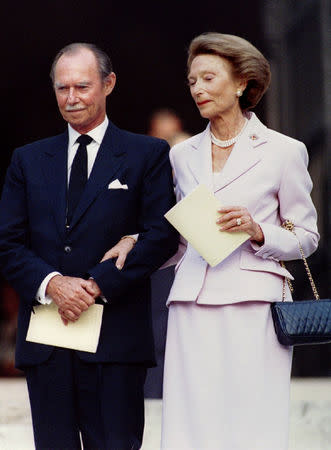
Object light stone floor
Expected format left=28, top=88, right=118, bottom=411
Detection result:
left=0, top=377, right=331, bottom=449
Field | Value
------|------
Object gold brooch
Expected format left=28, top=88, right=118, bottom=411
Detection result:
left=249, top=134, right=258, bottom=140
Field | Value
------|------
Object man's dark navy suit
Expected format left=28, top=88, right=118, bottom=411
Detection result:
left=0, top=121, right=178, bottom=448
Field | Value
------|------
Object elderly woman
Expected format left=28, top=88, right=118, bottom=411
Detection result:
left=103, top=33, right=319, bottom=450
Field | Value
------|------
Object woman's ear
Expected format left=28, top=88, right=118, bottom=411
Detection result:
left=237, top=78, right=247, bottom=95
left=237, top=79, right=247, bottom=92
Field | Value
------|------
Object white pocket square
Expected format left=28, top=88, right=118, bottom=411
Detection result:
left=108, top=179, right=128, bottom=190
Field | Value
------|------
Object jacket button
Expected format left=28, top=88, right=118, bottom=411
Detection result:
left=64, top=245, right=72, bottom=253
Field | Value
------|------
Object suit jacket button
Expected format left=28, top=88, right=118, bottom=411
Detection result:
left=64, top=245, right=72, bottom=253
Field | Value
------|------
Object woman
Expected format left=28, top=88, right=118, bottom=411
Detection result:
left=103, top=33, right=319, bottom=449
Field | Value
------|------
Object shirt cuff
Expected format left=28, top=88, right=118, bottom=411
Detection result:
left=36, top=272, right=61, bottom=304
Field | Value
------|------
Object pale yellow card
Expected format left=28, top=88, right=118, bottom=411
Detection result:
left=165, top=184, right=249, bottom=267
left=26, top=302, right=104, bottom=353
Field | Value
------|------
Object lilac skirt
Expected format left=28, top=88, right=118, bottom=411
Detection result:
left=161, top=301, right=292, bottom=450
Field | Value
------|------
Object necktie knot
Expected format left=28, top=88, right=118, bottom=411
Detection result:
left=76, top=134, right=93, bottom=146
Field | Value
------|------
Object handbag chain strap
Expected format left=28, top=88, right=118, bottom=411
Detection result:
left=281, top=219, right=320, bottom=301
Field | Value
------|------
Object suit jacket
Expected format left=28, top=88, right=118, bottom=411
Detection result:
left=0, top=121, right=178, bottom=368
left=166, top=112, right=319, bottom=305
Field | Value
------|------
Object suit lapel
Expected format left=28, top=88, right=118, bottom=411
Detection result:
left=68, top=122, right=126, bottom=231
left=41, top=132, right=68, bottom=239
left=187, top=124, right=214, bottom=191
left=213, top=113, right=268, bottom=192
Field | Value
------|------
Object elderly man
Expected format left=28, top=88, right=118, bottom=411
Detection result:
left=0, top=43, right=178, bottom=449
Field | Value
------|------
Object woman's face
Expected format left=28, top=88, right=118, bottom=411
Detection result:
left=188, top=54, right=245, bottom=120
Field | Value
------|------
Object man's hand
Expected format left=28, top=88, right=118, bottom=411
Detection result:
left=58, top=278, right=102, bottom=325
left=100, top=237, right=136, bottom=269
left=47, top=275, right=96, bottom=324
left=86, top=279, right=102, bottom=298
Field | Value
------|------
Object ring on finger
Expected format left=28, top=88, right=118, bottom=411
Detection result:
left=236, top=218, right=242, bottom=226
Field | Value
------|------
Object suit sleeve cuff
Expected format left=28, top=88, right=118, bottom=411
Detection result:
left=89, top=277, right=108, bottom=303
left=250, top=222, right=294, bottom=260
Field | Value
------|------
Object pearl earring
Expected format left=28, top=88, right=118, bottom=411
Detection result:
left=236, top=89, right=243, bottom=97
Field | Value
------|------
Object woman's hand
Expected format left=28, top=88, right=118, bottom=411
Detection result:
left=100, top=236, right=136, bottom=269
left=217, top=206, right=264, bottom=244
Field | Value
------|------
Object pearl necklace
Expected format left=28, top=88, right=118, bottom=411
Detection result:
left=211, top=118, right=248, bottom=148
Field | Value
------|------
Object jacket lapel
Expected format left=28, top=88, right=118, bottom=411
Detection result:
left=41, top=132, right=68, bottom=239
left=213, top=113, right=268, bottom=192
left=187, top=124, right=214, bottom=191
left=68, top=122, right=126, bottom=231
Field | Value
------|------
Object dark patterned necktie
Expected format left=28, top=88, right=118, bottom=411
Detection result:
left=66, top=134, right=93, bottom=226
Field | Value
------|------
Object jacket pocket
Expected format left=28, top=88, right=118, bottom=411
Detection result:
left=240, top=249, right=294, bottom=280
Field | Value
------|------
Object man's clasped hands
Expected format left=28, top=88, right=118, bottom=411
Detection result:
left=46, top=237, right=135, bottom=325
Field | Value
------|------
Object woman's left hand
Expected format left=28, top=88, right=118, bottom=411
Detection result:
left=217, top=206, right=264, bottom=244
left=100, top=237, right=136, bottom=269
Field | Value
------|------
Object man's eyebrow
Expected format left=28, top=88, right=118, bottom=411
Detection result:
left=54, top=81, right=92, bottom=88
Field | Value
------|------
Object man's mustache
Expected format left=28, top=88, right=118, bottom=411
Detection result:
left=65, top=105, right=85, bottom=111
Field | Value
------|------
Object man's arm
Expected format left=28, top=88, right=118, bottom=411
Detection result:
left=88, top=140, right=178, bottom=300
left=0, top=149, right=57, bottom=303
left=0, top=149, right=96, bottom=319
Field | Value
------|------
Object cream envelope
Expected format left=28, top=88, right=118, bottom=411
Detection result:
left=26, top=302, right=104, bottom=353
left=165, top=184, right=249, bottom=267
left=108, top=179, right=128, bottom=190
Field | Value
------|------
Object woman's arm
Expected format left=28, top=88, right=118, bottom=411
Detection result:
left=253, top=142, right=319, bottom=261
left=100, top=144, right=186, bottom=271
left=100, top=236, right=137, bottom=269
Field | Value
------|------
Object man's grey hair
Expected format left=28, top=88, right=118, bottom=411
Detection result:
left=50, top=42, right=113, bottom=84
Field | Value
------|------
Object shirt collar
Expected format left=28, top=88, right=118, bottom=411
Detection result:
left=68, top=116, right=109, bottom=148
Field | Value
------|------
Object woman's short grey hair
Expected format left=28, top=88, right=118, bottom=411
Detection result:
left=187, top=32, right=271, bottom=110
left=50, top=43, right=113, bottom=84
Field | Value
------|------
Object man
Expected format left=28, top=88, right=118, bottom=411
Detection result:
left=0, top=43, right=178, bottom=449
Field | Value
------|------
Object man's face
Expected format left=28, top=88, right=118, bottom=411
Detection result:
left=54, top=48, right=116, bottom=134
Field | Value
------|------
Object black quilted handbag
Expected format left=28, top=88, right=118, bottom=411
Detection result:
left=271, top=220, right=331, bottom=346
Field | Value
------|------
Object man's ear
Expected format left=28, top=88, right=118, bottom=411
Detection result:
left=104, top=72, right=116, bottom=96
